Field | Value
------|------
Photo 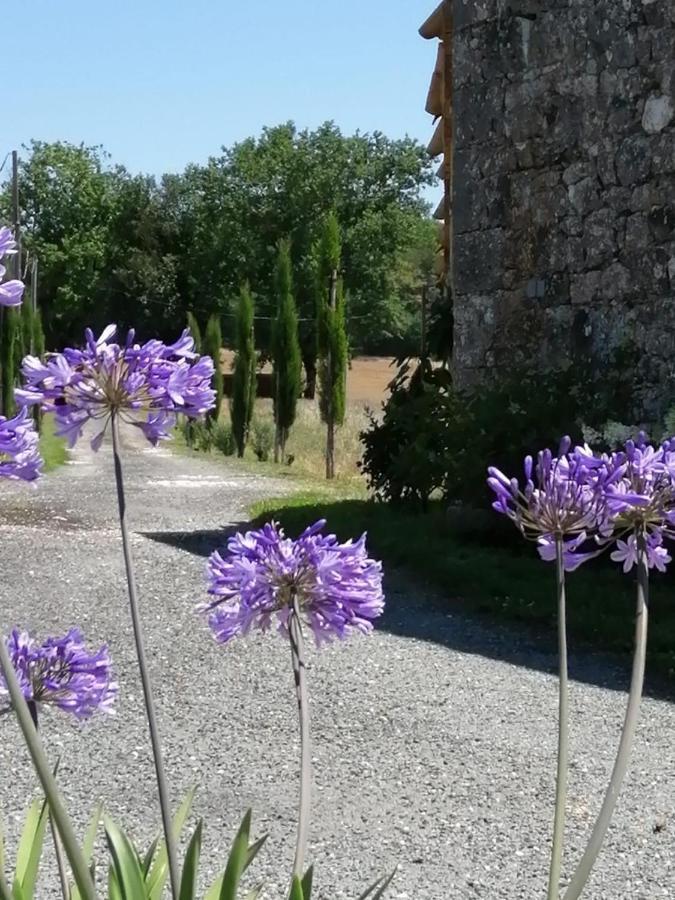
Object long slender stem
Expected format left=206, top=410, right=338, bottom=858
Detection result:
left=0, top=639, right=97, bottom=900
left=288, top=597, right=311, bottom=878
left=110, top=415, right=180, bottom=899
left=28, top=703, right=71, bottom=900
left=562, top=529, right=649, bottom=900
left=547, top=535, right=569, bottom=900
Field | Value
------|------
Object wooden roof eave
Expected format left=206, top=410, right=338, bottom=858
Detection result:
left=419, top=2, right=446, bottom=39
left=427, top=119, right=444, bottom=157
left=425, top=43, right=445, bottom=116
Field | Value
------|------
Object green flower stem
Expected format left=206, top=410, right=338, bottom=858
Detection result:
left=110, top=414, right=180, bottom=900
left=289, top=597, right=311, bottom=878
left=0, top=638, right=97, bottom=900
left=547, top=535, right=569, bottom=900
left=563, top=529, right=649, bottom=900
left=28, top=702, right=71, bottom=900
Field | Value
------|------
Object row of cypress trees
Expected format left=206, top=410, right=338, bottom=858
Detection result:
left=188, top=212, right=347, bottom=478
left=271, top=212, right=347, bottom=478
left=0, top=302, right=45, bottom=418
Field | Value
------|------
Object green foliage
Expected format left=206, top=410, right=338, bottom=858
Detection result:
left=204, top=314, right=224, bottom=422
left=186, top=311, right=202, bottom=355
left=32, top=309, right=45, bottom=359
left=360, top=352, right=642, bottom=510
left=251, top=419, right=274, bottom=462
left=0, top=796, right=49, bottom=899
left=0, top=309, right=20, bottom=417
left=2, top=128, right=432, bottom=353
left=20, top=300, right=34, bottom=360
left=273, top=240, right=302, bottom=457
left=231, top=284, right=256, bottom=457
left=213, top=422, right=236, bottom=456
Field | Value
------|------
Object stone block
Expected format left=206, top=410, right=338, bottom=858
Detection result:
left=454, top=229, right=506, bottom=293
left=567, top=176, right=601, bottom=215
left=571, top=270, right=601, bottom=305
left=583, top=208, right=618, bottom=268
left=615, top=134, right=652, bottom=186
left=642, top=94, right=674, bottom=133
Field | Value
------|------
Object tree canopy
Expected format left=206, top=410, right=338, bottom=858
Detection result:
left=1, top=123, right=435, bottom=354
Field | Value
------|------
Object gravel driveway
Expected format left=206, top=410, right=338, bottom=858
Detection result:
left=0, top=427, right=673, bottom=899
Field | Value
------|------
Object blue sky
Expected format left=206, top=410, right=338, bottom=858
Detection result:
left=6, top=0, right=437, bottom=177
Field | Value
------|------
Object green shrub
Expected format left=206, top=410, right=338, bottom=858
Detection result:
left=213, top=422, right=236, bottom=456
left=188, top=419, right=214, bottom=453
left=251, top=419, right=274, bottom=462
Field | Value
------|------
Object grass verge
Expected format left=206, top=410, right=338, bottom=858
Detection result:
left=38, top=416, right=67, bottom=471
left=251, top=493, right=675, bottom=682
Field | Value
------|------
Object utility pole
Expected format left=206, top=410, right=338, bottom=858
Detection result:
left=11, top=151, right=20, bottom=278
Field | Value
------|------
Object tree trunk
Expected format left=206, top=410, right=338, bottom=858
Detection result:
left=303, top=356, right=317, bottom=400
left=326, top=417, right=335, bottom=480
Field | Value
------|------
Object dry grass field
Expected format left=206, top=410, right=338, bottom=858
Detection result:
left=213, top=352, right=398, bottom=485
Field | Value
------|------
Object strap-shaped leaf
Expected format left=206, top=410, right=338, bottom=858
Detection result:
left=288, top=875, right=304, bottom=900
left=219, top=810, right=252, bottom=900
left=104, top=816, right=147, bottom=899
left=14, top=799, right=48, bottom=897
left=71, top=801, right=102, bottom=900
left=356, top=868, right=397, bottom=900
left=301, top=866, right=313, bottom=900
left=178, top=821, right=203, bottom=900
left=146, top=788, right=195, bottom=899
left=108, top=863, right=123, bottom=900
left=244, top=834, right=267, bottom=873
left=141, top=839, right=158, bottom=879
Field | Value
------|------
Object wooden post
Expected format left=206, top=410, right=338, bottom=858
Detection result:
left=31, top=258, right=39, bottom=355
left=325, top=269, right=337, bottom=480
left=11, top=151, right=20, bottom=277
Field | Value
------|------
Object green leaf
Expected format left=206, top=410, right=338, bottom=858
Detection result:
left=301, top=866, right=313, bottom=900
left=71, top=801, right=102, bottom=900
left=288, top=875, right=304, bottom=900
left=14, top=799, right=48, bottom=897
left=146, top=788, right=195, bottom=899
left=104, top=816, right=147, bottom=899
left=178, top=821, right=203, bottom=900
left=108, top=864, right=123, bottom=900
left=218, top=810, right=252, bottom=900
left=141, top=839, right=158, bottom=879
left=10, top=880, right=26, bottom=900
left=356, top=869, right=397, bottom=900
left=204, top=875, right=224, bottom=900
left=244, top=834, right=267, bottom=873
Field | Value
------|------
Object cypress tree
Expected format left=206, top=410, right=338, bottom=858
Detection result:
left=204, top=314, right=224, bottom=423
left=231, top=284, right=256, bottom=457
left=32, top=307, right=45, bottom=359
left=0, top=308, right=20, bottom=417
left=272, top=239, right=302, bottom=462
left=316, top=212, right=348, bottom=479
left=20, top=297, right=34, bottom=359
left=186, top=310, right=203, bottom=355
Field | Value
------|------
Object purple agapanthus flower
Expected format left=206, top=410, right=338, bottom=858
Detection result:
left=17, top=324, right=216, bottom=449
left=488, top=438, right=610, bottom=541
left=200, top=520, right=385, bottom=646
left=0, top=628, right=117, bottom=719
left=0, top=225, right=24, bottom=308
left=0, top=406, right=42, bottom=482
left=490, top=433, right=675, bottom=572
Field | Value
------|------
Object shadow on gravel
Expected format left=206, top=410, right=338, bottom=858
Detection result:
left=142, top=526, right=675, bottom=705
left=141, top=525, right=248, bottom=558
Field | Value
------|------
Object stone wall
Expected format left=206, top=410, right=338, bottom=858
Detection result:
left=451, top=0, right=675, bottom=416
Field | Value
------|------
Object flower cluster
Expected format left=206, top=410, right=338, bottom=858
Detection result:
left=201, top=520, right=385, bottom=646
left=0, top=628, right=117, bottom=719
left=0, top=406, right=43, bottom=482
left=488, top=434, right=675, bottom=572
left=0, top=225, right=24, bottom=307
left=17, top=324, right=216, bottom=448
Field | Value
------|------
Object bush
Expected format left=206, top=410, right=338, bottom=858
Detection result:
left=188, top=419, right=214, bottom=453
left=251, top=419, right=274, bottom=462
left=213, top=422, right=236, bottom=456
left=360, top=352, right=643, bottom=511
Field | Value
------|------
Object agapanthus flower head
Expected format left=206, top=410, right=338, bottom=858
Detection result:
left=17, top=324, right=216, bottom=449
left=200, top=520, right=385, bottom=646
left=0, top=406, right=42, bottom=481
left=0, top=628, right=117, bottom=719
left=0, top=225, right=24, bottom=308
left=487, top=437, right=609, bottom=540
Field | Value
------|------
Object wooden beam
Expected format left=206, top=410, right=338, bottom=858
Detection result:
left=419, top=2, right=445, bottom=39
left=425, top=42, right=444, bottom=116
left=427, top=119, right=443, bottom=157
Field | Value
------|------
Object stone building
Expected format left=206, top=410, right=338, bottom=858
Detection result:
left=421, top=0, right=675, bottom=415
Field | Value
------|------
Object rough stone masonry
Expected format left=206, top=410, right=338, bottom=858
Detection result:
left=451, top=0, right=675, bottom=416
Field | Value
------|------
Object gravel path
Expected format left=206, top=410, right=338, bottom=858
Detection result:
left=0, top=428, right=673, bottom=899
